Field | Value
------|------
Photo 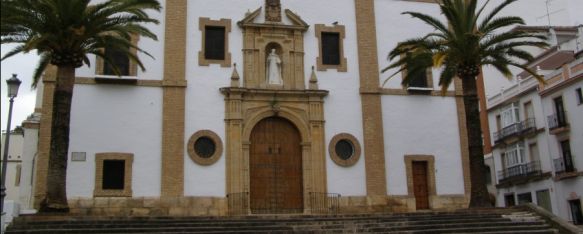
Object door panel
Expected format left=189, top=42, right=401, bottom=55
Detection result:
left=250, top=117, right=303, bottom=213
left=412, top=161, right=429, bottom=210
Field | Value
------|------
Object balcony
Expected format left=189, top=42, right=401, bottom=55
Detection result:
left=493, top=118, right=536, bottom=144
left=496, top=161, right=550, bottom=188
left=547, top=112, right=569, bottom=134
left=553, top=157, right=579, bottom=180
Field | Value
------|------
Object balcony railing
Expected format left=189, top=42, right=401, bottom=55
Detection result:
left=493, top=118, right=536, bottom=144
left=547, top=112, right=568, bottom=130
left=554, top=157, right=576, bottom=175
left=498, top=161, right=541, bottom=183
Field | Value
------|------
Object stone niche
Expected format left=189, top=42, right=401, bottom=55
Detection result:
left=238, top=7, right=309, bottom=89
left=220, top=2, right=329, bottom=214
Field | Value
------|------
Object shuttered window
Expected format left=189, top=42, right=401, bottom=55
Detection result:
left=205, top=26, right=225, bottom=60
left=321, top=32, right=340, bottom=65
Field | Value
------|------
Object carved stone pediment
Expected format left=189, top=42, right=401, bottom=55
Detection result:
left=237, top=8, right=309, bottom=30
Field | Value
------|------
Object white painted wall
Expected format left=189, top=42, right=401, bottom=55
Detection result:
left=67, top=85, right=163, bottom=197
left=382, top=95, right=464, bottom=195
left=1, top=132, right=24, bottom=201
left=288, top=0, right=366, bottom=196
left=19, top=122, right=39, bottom=210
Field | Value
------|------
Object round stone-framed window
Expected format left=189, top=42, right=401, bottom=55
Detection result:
left=187, top=130, right=223, bottom=165
left=329, top=133, right=361, bottom=167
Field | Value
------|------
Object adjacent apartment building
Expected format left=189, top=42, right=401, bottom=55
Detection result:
left=486, top=25, right=583, bottom=224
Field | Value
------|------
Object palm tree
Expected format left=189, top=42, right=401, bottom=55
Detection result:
left=383, top=0, right=548, bottom=207
left=1, top=0, right=161, bottom=212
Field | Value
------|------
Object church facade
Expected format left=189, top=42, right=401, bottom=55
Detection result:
left=21, top=0, right=501, bottom=216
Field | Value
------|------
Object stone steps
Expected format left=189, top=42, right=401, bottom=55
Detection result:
left=6, top=208, right=560, bottom=234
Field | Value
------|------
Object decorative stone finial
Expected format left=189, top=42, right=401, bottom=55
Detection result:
left=231, top=63, right=240, bottom=87
left=309, top=66, right=318, bottom=90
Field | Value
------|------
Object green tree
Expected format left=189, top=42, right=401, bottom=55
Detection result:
left=1, top=0, right=161, bottom=212
left=383, top=0, right=547, bottom=207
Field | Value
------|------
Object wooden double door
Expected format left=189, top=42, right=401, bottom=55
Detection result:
left=250, top=117, right=303, bottom=214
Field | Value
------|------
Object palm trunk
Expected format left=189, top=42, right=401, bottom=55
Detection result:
left=462, top=75, right=492, bottom=208
left=42, top=65, right=75, bottom=212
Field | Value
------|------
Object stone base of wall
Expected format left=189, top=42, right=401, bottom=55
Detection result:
left=430, top=194, right=469, bottom=210
left=68, top=197, right=227, bottom=216
left=338, top=195, right=469, bottom=214
left=67, top=195, right=468, bottom=216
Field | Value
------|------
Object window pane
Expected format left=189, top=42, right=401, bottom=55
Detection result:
left=102, top=160, right=125, bottom=190
left=205, top=26, right=225, bottom=60
left=322, top=32, right=340, bottom=65
left=104, top=47, right=130, bottom=76
left=406, top=56, right=428, bottom=88
left=335, top=139, right=354, bottom=160
left=194, top=137, right=216, bottom=158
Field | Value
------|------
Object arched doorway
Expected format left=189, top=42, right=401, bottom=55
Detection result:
left=249, top=117, right=303, bottom=214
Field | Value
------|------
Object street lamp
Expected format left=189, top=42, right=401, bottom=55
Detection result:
left=1, top=74, right=22, bottom=218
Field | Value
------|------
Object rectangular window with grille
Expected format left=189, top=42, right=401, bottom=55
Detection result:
left=103, top=47, right=130, bottom=76
left=321, top=32, right=340, bottom=65
left=205, top=26, right=225, bottom=60
left=102, top=160, right=125, bottom=190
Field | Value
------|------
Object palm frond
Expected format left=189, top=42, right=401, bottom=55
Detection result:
left=478, top=0, right=518, bottom=31
left=32, top=53, right=52, bottom=88
left=1, top=0, right=161, bottom=77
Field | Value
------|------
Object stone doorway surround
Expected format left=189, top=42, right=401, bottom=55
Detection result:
left=220, top=3, right=329, bottom=214
left=220, top=88, right=328, bottom=214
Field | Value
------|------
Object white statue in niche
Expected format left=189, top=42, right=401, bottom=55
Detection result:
left=266, top=49, right=283, bottom=85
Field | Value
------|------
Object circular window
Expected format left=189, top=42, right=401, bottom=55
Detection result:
left=188, top=130, right=223, bottom=165
left=335, top=139, right=354, bottom=160
left=329, top=133, right=361, bottom=167
left=194, top=137, right=216, bottom=158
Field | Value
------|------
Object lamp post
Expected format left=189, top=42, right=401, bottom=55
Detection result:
left=1, top=74, right=21, bottom=218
